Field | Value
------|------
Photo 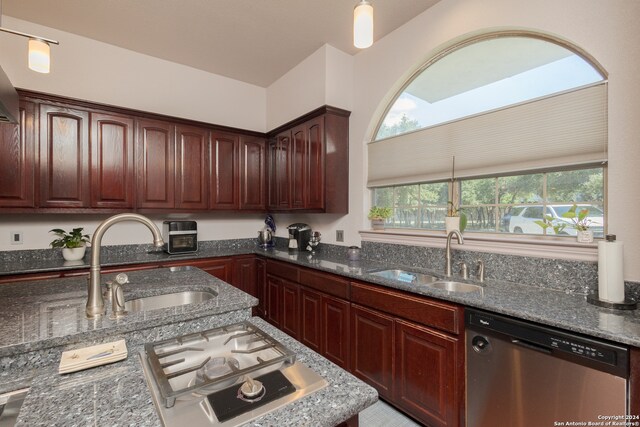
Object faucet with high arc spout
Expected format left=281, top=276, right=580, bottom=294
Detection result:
left=444, top=229, right=464, bottom=278
left=86, top=213, right=164, bottom=318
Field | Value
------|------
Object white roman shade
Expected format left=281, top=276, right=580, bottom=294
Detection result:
left=367, top=83, right=608, bottom=187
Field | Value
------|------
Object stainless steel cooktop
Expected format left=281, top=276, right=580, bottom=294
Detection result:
left=139, top=321, right=328, bottom=427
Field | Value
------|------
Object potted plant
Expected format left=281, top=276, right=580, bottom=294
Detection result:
left=535, top=204, right=594, bottom=243
left=445, top=156, right=467, bottom=234
left=368, top=206, right=392, bottom=230
left=446, top=201, right=467, bottom=234
left=50, top=228, right=91, bottom=261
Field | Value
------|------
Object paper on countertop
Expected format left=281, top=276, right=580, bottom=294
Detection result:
left=59, top=339, right=127, bottom=374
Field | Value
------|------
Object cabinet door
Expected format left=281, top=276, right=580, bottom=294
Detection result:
left=0, top=101, right=36, bottom=207
left=90, top=112, right=135, bottom=208
left=162, top=258, right=232, bottom=282
left=323, top=295, right=350, bottom=369
left=351, top=304, right=394, bottom=400
left=209, top=131, right=238, bottom=209
left=232, top=256, right=257, bottom=296
left=394, top=319, right=461, bottom=427
left=39, top=104, right=90, bottom=208
left=239, top=136, right=266, bottom=210
left=255, top=258, right=266, bottom=317
left=306, top=117, right=325, bottom=210
left=175, top=125, right=208, bottom=210
left=281, top=280, right=300, bottom=339
left=300, top=288, right=322, bottom=354
left=136, top=119, right=175, bottom=209
left=290, top=124, right=306, bottom=209
left=267, top=133, right=291, bottom=209
left=265, top=275, right=281, bottom=328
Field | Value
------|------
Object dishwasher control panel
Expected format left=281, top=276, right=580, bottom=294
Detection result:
left=466, top=309, right=628, bottom=377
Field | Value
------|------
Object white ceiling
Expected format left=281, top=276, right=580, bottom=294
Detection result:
left=3, top=0, right=440, bottom=87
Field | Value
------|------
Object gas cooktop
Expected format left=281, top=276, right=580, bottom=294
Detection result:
left=139, top=321, right=328, bottom=427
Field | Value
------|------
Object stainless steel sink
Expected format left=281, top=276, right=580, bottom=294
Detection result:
left=427, top=281, right=483, bottom=293
left=369, top=269, right=439, bottom=285
left=125, top=290, right=217, bottom=312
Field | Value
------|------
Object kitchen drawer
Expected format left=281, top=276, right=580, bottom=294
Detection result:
left=299, top=268, right=349, bottom=299
left=350, top=281, right=462, bottom=335
left=266, top=259, right=299, bottom=283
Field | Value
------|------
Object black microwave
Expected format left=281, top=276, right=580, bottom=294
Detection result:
left=162, top=221, right=198, bottom=254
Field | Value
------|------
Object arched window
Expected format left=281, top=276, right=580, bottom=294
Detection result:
left=369, top=32, right=607, bottom=237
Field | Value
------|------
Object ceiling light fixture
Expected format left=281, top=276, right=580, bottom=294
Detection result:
left=0, top=1, right=59, bottom=73
left=353, top=0, right=373, bottom=49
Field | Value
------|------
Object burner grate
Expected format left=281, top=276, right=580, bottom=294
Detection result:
left=143, top=320, right=296, bottom=408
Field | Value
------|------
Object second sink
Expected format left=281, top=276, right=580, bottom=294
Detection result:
left=427, top=281, right=483, bottom=293
left=125, top=290, right=217, bottom=313
left=369, top=269, right=439, bottom=285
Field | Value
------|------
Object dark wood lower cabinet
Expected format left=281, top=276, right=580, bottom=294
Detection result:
left=281, top=280, right=300, bottom=339
left=350, top=304, right=395, bottom=400
left=323, top=295, right=350, bottom=369
left=394, top=319, right=462, bottom=427
left=300, top=288, right=323, bottom=353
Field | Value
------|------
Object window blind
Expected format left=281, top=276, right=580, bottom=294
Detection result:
left=367, top=83, right=607, bottom=187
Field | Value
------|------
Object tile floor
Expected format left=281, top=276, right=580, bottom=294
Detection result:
left=359, top=400, right=422, bottom=427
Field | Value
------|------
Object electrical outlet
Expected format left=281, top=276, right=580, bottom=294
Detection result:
left=336, top=230, right=344, bottom=242
left=10, top=231, right=23, bottom=245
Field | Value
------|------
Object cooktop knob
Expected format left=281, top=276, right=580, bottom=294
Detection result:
left=240, top=376, right=264, bottom=398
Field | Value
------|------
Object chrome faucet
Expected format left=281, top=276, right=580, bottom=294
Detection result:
left=444, top=230, right=464, bottom=278
left=86, top=213, right=164, bottom=318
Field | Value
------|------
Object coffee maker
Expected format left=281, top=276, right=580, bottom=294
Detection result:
left=287, top=223, right=311, bottom=251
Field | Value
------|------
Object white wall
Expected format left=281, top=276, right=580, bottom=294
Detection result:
left=266, top=44, right=354, bottom=130
left=0, top=17, right=266, bottom=131
left=0, top=214, right=265, bottom=250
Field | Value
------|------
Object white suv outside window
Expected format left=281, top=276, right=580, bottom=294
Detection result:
left=508, top=204, right=604, bottom=237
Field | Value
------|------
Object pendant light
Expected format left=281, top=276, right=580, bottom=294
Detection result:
left=353, top=0, right=373, bottom=49
left=0, top=0, right=59, bottom=73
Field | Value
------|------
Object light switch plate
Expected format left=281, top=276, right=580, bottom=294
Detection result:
left=336, top=230, right=344, bottom=242
left=10, top=231, right=23, bottom=245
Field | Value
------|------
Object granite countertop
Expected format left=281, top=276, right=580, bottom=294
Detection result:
left=257, top=250, right=640, bottom=348
left=15, top=317, right=378, bottom=427
left=3, top=242, right=640, bottom=348
left=0, top=267, right=258, bottom=357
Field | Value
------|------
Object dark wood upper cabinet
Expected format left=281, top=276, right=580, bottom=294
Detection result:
left=4, top=91, right=346, bottom=213
left=90, top=112, right=135, bottom=209
left=209, top=131, right=239, bottom=209
left=291, top=124, right=307, bottom=208
left=266, top=107, right=348, bottom=213
left=0, top=101, right=36, bottom=208
left=239, top=136, right=266, bottom=210
left=268, top=132, right=291, bottom=210
left=306, top=117, right=325, bottom=210
left=39, top=104, right=90, bottom=208
left=135, top=118, right=175, bottom=209
left=176, top=124, right=209, bottom=210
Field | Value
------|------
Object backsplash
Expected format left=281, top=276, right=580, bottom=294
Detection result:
left=1, top=237, right=638, bottom=300
left=359, top=241, right=640, bottom=299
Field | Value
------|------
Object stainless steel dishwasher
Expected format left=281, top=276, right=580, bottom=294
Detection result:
left=466, top=308, right=629, bottom=427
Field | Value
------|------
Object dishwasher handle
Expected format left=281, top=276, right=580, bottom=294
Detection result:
left=511, top=338, right=552, bottom=354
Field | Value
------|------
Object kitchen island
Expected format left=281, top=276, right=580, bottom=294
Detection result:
left=0, top=267, right=377, bottom=426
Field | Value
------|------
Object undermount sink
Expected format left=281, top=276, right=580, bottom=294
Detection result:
left=427, top=281, right=483, bottom=293
left=125, top=290, right=217, bottom=312
left=369, top=269, right=439, bottom=285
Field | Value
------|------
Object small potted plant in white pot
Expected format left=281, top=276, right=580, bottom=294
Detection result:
left=535, top=204, right=594, bottom=243
left=445, top=201, right=468, bottom=234
left=50, top=228, right=91, bottom=261
left=368, top=206, right=392, bottom=230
